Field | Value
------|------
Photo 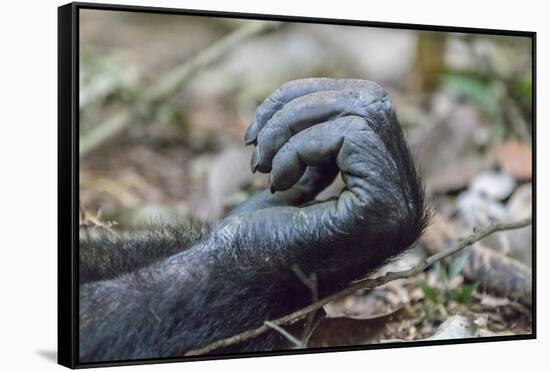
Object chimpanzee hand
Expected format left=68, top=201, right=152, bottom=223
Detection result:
left=219, top=78, right=428, bottom=293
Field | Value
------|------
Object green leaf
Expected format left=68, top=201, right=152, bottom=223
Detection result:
left=454, top=282, right=480, bottom=304
left=419, top=281, right=440, bottom=303
left=514, top=78, right=532, bottom=102
left=444, top=288, right=458, bottom=301
left=448, top=250, right=471, bottom=279
left=440, top=73, right=499, bottom=115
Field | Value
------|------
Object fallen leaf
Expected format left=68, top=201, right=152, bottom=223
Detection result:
left=494, top=141, right=532, bottom=180
left=424, top=315, right=479, bottom=340
left=325, top=282, right=410, bottom=320
left=479, top=294, right=511, bottom=308
left=426, top=156, right=490, bottom=194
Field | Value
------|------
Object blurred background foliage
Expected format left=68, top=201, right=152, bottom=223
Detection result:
left=79, top=10, right=533, bottom=345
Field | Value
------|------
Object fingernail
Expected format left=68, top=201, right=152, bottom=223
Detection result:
left=244, top=122, right=258, bottom=145
left=250, top=146, right=260, bottom=173
left=269, top=173, right=276, bottom=193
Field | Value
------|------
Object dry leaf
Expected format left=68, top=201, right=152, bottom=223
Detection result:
left=494, top=141, right=532, bottom=180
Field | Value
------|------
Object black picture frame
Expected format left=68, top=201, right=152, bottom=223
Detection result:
left=58, top=2, right=537, bottom=368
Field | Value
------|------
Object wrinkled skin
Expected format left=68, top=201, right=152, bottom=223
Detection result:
left=79, top=78, right=429, bottom=363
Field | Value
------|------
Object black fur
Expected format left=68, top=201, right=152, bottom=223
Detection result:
left=79, top=219, right=212, bottom=284
left=79, top=79, right=429, bottom=363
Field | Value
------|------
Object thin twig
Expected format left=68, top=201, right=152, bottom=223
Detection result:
left=291, top=264, right=318, bottom=301
left=301, top=311, right=325, bottom=346
left=264, top=321, right=304, bottom=348
left=291, top=264, right=319, bottom=347
left=184, top=217, right=532, bottom=356
left=80, top=21, right=282, bottom=157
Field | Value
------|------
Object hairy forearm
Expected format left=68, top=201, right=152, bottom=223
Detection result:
left=79, top=234, right=307, bottom=362
left=79, top=221, right=212, bottom=284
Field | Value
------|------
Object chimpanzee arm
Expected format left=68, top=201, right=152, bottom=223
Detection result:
left=79, top=78, right=428, bottom=362
left=79, top=220, right=212, bottom=283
